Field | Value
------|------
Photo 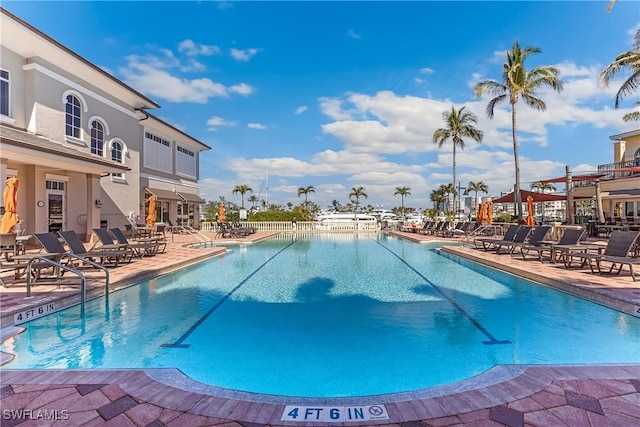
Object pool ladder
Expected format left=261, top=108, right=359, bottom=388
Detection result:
left=25, top=254, right=110, bottom=317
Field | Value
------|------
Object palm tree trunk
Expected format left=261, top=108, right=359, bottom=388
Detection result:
left=474, top=190, right=478, bottom=217
left=511, top=104, right=522, bottom=220
left=452, top=143, right=457, bottom=217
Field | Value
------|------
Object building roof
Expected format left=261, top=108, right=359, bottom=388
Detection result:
left=609, top=128, right=640, bottom=140
left=1, top=7, right=160, bottom=110
left=145, top=112, right=211, bottom=151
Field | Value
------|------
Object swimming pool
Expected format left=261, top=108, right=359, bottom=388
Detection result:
left=3, top=234, right=640, bottom=398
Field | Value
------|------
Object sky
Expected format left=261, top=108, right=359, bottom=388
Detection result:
left=4, top=1, right=640, bottom=212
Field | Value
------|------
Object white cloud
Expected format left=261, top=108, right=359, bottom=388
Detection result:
left=420, top=67, right=434, bottom=74
left=248, top=123, right=267, bottom=130
left=206, top=116, right=237, bottom=131
left=120, top=55, right=253, bottom=103
left=347, top=30, right=362, bottom=39
left=295, top=106, right=308, bottom=115
left=178, top=39, right=220, bottom=56
left=230, top=48, right=259, bottom=61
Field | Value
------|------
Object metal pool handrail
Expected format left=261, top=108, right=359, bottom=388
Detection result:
left=25, top=254, right=110, bottom=317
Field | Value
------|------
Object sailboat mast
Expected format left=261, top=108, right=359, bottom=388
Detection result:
left=265, top=168, right=269, bottom=206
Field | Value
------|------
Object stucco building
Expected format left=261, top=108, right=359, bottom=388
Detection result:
left=0, top=8, right=210, bottom=241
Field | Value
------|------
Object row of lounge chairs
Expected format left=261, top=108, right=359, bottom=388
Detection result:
left=215, top=222, right=257, bottom=238
left=472, top=224, right=640, bottom=281
left=1, top=228, right=168, bottom=284
left=410, top=221, right=476, bottom=238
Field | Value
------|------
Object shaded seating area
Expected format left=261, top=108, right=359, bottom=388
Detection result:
left=563, top=231, right=640, bottom=281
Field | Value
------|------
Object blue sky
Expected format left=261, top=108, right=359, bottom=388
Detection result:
left=4, top=1, right=640, bottom=211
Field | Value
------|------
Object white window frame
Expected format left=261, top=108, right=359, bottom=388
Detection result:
left=0, top=68, right=14, bottom=124
left=62, top=89, right=88, bottom=145
left=108, top=137, right=128, bottom=181
left=89, top=116, right=110, bottom=157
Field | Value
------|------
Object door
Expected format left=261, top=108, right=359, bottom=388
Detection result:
left=47, top=191, right=65, bottom=233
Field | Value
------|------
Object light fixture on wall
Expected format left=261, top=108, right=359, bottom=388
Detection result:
left=95, top=199, right=102, bottom=208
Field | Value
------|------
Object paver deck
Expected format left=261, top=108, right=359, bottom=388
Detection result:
left=1, top=229, right=639, bottom=426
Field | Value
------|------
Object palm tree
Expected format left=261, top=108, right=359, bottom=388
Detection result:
left=232, top=184, right=253, bottom=209
left=348, top=186, right=368, bottom=219
left=466, top=181, right=489, bottom=215
left=429, top=188, right=447, bottom=212
left=530, top=181, right=556, bottom=222
left=297, top=186, right=315, bottom=209
left=394, top=186, right=411, bottom=218
left=474, top=41, right=563, bottom=220
left=600, top=29, right=640, bottom=122
left=433, top=106, right=483, bottom=217
left=440, top=183, right=456, bottom=213
left=247, top=194, right=259, bottom=210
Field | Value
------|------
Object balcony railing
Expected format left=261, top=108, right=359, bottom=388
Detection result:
left=598, top=159, right=639, bottom=179
left=574, top=159, right=639, bottom=187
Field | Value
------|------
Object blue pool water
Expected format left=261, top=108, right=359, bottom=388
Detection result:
left=3, top=234, right=640, bottom=397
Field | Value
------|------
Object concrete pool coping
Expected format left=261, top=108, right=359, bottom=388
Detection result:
left=1, top=230, right=639, bottom=425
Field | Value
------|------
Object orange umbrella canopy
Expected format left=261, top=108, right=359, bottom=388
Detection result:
left=486, top=201, right=493, bottom=224
left=145, top=195, right=156, bottom=227
left=1, top=177, right=19, bottom=234
left=218, top=203, right=225, bottom=222
left=526, top=195, right=535, bottom=226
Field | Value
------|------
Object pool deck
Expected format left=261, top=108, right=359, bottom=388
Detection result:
left=1, top=230, right=639, bottom=426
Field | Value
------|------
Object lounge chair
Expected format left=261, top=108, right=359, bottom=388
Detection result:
left=92, top=228, right=136, bottom=260
left=1, top=232, right=18, bottom=261
left=109, top=227, right=164, bottom=256
left=563, top=231, right=640, bottom=281
left=509, top=226, right=552, bottom=259
left=473, top=224, right=520, bottom=251
left=493, top=226, right=533, bottom=254
left=58, top=230, right=129, bottom=267
left=518, top=227, right=587, bottom=262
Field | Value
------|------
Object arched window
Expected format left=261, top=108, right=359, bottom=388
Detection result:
left=111, top=140, right=123, bottom=177
left=90, top=120, right=104, bottom=156
left=65, top=94, right=82, bottom=138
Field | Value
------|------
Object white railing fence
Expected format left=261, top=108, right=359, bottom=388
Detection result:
left=200, top=221, right=380, bottom=233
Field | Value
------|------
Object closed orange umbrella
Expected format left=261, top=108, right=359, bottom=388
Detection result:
left=477, top=202, right=484, bottom=222
left=615, top=203, right=622, bottom=218
left=487, top=200, right=493, bottom=224
left=218, top=203, right=225, bottom=222
left=526, top=195, right=535, bottom=226
left=1, top=177, right=19, bottom=234
left=145, top=195, right=156, bottom=227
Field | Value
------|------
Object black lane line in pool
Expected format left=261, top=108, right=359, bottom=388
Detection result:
left=161, top=238, right=298, bottom=348
left=375, top=241, right=511, bottom=345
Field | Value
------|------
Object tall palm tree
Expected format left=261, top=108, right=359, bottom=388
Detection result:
left=232, top=184, right=253, bottom=209
left=394, top=186, right=411, bottom=218
left=433, top=106, right=483, bottom=217
left=474, top=41, right=563, bottom=219
left=348, top=186, right=368, bottom=219
left=297, top=185, right=315, bottom=209
left=466, top=181, right=489, bottom=215
left=600, top=29, right=640, bottom=122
